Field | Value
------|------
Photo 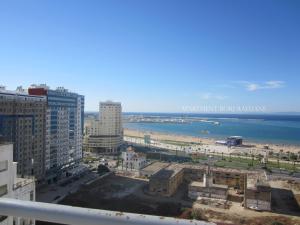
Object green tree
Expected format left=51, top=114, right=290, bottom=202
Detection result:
left=256, top=154, right=263, bottom=164
left=290, top=153, right=298, bottom=171
left=251, top=154, right=254, bottom=167
left=276, top=153, right=280, bottom=168
left=97, top=165, right=110, bottom=174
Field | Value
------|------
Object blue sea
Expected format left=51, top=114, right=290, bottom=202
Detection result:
left=123, top=113, right=300, bottom=145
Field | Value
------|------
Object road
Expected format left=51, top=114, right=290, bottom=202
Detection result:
left=124, top=136, right=300, bottom=166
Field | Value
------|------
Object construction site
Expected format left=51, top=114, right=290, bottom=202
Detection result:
left=146, top=162, right=271, bottom=211
left=43, top=160, right=300, bottom=225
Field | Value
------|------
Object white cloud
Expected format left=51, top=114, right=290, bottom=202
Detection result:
left=265, top=81, right=285, bottom=89
left=240, top=80, right=285, bottom=91
left=199, top=92, right=227, bottom=100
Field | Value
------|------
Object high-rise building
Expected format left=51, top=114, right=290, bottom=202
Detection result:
left=98, top=101, right=122, bottom=136
left=84, top=101, right=123, bottom=154
left=0, top=141, right=36, bottom=225
left=0, top=87, right=46, bottom=180
left=28, top=85, right=84, bottom=182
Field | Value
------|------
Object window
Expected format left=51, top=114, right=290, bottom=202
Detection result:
left=0, top=160, right=8, bottom=172
left=30, top=191, right=34, bottom=201
left=0, top=184, right=8, bottom=197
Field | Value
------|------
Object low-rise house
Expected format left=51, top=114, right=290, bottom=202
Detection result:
left=121, top=147, right=147, bottom=171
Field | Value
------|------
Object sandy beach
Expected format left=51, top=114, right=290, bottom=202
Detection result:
left=124, top=128, right=300, bottom=154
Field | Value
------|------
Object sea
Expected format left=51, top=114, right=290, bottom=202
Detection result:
left=123, top=113, right=300, bottom=145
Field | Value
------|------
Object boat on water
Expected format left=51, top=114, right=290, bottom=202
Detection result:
left=200, top=130, right=210, bottom=134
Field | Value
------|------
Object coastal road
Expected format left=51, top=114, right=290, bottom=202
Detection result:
left=124, top=136, right=300, bottom=166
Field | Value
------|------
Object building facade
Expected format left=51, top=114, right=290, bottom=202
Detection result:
left=98, top=101, right=122, bottom=136
left=84, top=101, right=123, bottom=154
left=149, top=164, right=184, bottom=197
left=0, top=142, right=35, bottom=225
left=121, top=146, right=147, bottom=171
left=147, top=163, right=271, bottom=211
left=28, top=85, right=84, bottom=182
left=84, top=119, right=101, bottom=136
left=0, top=87, right=46, bottom=180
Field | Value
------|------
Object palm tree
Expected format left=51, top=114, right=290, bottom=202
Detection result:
left=287, top=151, right=291, bottom=161
left=290, top=153, right=297, bottom=171
left=238, top=153, right=241, bottom=162
left=257, top=154, right=263, bottom=164
left=279, top=149, right=283, bottom=159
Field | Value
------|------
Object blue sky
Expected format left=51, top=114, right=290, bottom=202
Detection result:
left=0, top=0, right=299, bottom=112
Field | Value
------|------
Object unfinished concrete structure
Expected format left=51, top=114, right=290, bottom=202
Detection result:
left=244, top=175, right=271, bottom=211
left=188, top=181, right=228, bottom=200
left=149, top=163, right=247, bottom=197
left=188, top=165, right=228, bottom=200
left=148, top=162, right=271, bottom=211
left=149, top=164, right=184, bottom=196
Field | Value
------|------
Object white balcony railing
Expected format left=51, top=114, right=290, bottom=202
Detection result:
left=0, top=198, right=215, bottom=225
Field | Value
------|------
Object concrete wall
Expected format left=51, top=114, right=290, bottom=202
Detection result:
left=149, top=168, right=184, bottom=197
left=245, top=188, right=271, bottom=211
left=188, top=185, right=228, bottom=200
left=212, top=171, right=245, bottom=189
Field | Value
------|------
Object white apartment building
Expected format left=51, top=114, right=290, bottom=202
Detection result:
left=121, top=147, right=147, bottom=170
left=98, top=101, right=122, bottom=136
left=0, top=142, right=35, bottom=225
left=84, top=101, right=123, bottom=154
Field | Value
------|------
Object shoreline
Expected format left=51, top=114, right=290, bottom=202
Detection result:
left=124, top=128, right=300, bottom=154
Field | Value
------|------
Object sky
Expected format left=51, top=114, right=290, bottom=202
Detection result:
left=0, top=0, right=299, bottom=113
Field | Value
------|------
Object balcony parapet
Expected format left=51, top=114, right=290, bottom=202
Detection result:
left=0, top=198, right=215, bottom=225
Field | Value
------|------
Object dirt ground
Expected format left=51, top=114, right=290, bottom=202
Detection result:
left=59, top=174, right=184, bottom=216
left=37, top=174, right=300, bottom=225
left=269, top=180, right=300, bottom=216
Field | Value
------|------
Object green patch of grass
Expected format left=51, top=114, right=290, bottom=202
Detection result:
left=214, top=160, right=251, bottom=169
left=266, top=160, right=299, bottom=172
left=222, top=156, right=260, bottom=167
left=161, top=140, right=193, bottom=146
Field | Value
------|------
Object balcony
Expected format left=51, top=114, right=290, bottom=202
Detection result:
left=0, top=198, right=215, bottom=225
left=13, top=177, right=35, bottom=190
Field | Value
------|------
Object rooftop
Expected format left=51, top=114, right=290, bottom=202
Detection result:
left=100, top=100, right=122, bottom=105
left=141, top=162, right=169, bottom=175
left=0, top=88, right=46, bottom=99
left=151, top=164, right=183, bottom=179
left=228, top=136, right=243, bottom=139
